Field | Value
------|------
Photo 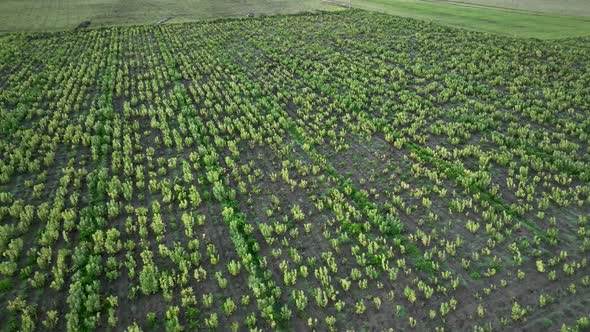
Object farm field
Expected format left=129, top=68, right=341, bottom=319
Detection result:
left=433, top=0, right=590, bottom=17
left=1, top=8, right=590, bottom=332
left=348, top=0, right=590, bottom=39
left=1, top=0, right=590, bottom=39
left=0, top=0, right=335, bottom=32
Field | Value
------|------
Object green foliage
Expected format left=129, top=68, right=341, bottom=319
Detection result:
left=0, top=9, right=589, bottom=332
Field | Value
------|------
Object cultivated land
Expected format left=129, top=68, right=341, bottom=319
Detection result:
left=437, top=0, right=590, bottom=17
left=1, top=9, right=590, bottom=332
left=1, top=0, right=590, bottom=39
left=0, top=0, right=335, bottom=32
left=348, top=0, right=590, bottom=39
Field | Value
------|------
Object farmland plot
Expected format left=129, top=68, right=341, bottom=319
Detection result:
left=0, top=10, right=589, bottom=331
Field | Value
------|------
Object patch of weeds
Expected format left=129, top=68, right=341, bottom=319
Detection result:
left=542, top=318, right=553, bottom=328
left=395, top=305, right=407, bottom=318
left=19, top=266, right=33, bottom=280
left=0, top=278, right=13, bottom=292
left=185, top=307, right=200, bottom=329
left=7, top=314, right=18, bottom=332
left=146, top=312, right=158, bottom=328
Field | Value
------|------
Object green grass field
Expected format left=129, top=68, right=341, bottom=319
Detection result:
left=437, top=0, right=590, bottom=17
left=348, top=0, right=590, bottom=39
